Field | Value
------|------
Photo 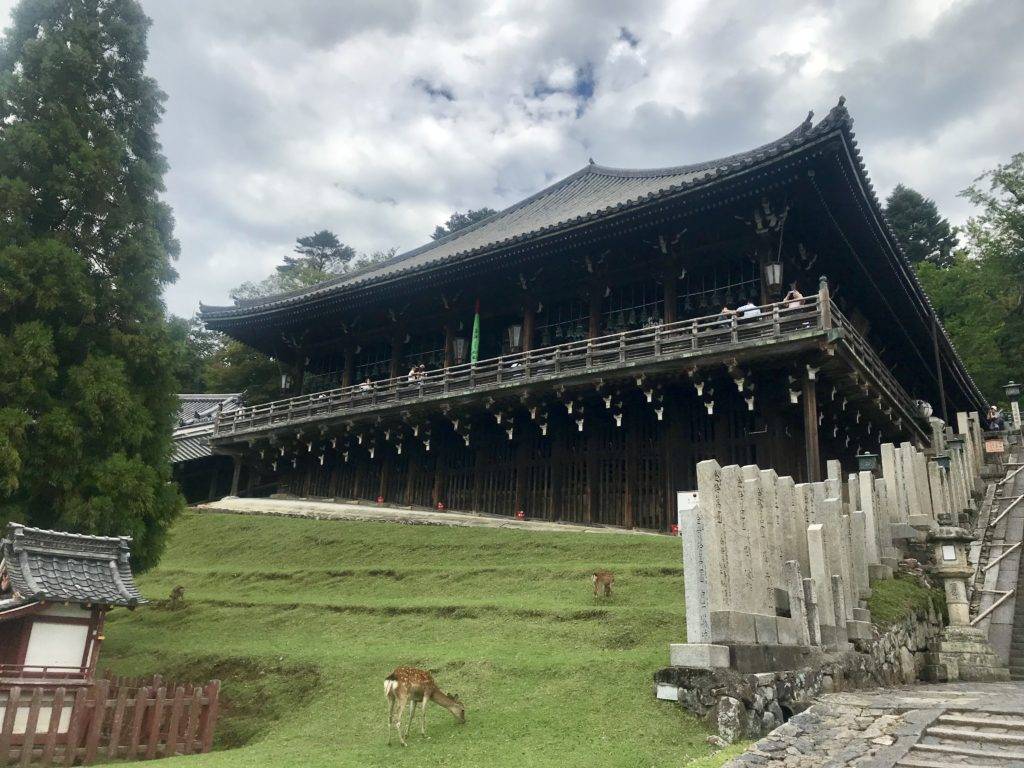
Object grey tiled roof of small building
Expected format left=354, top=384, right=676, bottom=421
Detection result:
left=200, top=105, right=843, bottom=321
left=0, top=523, right=146, bottom=608
left=172, top=433, right=213, bottom=463
left=177, top=393, right=241, bottom=425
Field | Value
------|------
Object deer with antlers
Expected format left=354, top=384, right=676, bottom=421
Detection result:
left=385, top=666, right=465, bottom=746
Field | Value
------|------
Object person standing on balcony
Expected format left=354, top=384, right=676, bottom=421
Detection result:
left=783, top=283, right=804, bottom=310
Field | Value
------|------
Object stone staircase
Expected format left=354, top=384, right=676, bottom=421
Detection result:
left=897, top=711, right=1024, bottom=767
left=1010, top=544, right=1024, bottom=680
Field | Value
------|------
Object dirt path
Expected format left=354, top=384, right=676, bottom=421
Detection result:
left=197, top=496, right=664, bottom=536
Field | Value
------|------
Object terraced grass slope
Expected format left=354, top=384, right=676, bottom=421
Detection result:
left=103, top=511, right=740, bottom=767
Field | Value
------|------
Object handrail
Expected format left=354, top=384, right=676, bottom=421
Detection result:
left=213, top=297, right=825, bottom=438
left=829, top=301, right=919, bottom=423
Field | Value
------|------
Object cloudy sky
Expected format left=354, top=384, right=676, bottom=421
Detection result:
left=5, top=0, right=1023, bottom=317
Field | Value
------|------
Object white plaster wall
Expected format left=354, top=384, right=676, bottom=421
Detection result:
left=23, top=622, right=89, bottom=669
left=0, top=701, right=72, bottom=734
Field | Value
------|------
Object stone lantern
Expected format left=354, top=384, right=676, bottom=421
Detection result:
left=928, top=526, right=973, bottom=626
left=923, top=526, right=1009, bottom=682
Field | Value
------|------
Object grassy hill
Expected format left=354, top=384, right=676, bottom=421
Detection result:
left=102, top=511, right=742, bottom=767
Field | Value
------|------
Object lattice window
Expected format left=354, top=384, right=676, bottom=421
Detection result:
left=535, top=297, right=588, bottom=347
left=353, top=340, right=392, bottom=383
left=603, top=279, right=664, bottom=332
left=677, top=258, right=760, bottom=316
left=402, top=331, right=446, bottom=372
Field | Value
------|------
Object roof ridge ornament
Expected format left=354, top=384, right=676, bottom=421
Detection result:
left=800, top=110, right=814, bottom=132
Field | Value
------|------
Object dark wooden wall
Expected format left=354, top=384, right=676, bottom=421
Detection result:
left=274, top=372, right=814, bottom=531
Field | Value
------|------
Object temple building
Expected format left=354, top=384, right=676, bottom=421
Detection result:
left=200, top=99, right=985, bottom=531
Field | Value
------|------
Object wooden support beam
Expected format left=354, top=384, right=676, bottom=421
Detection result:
left=229, top=455, right=242, bottom=496
left=522, top=302, right=536, bottom=353
left=442, top=319, right=454, bottom=368
left=588, top=285, right=602, bottom=339
left=389, top=329, right=403, bottom=379
left=341, top=340, right=354, bottom=387
left=663, top=265, right=678, bottom=324
left=803, top=373, right=821, bottom=482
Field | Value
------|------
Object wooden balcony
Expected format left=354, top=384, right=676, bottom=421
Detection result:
left=211, top=294, right=926, bottom=444
left=0, top=664, right=91, bottom=688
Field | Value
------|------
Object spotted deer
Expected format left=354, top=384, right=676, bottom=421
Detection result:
left=384, top=666, right=465, bottom=746
left=592, top=570, right=614, bottom=596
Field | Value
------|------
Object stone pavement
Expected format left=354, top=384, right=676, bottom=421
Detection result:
left=724, top=682, right=1024, bottom=767
left=198, top=495, right=661, bottom=535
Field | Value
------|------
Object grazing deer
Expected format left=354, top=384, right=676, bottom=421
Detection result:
left=592, top=570, right=614, bottom=597
left=384, top=666, right=465, bottom=746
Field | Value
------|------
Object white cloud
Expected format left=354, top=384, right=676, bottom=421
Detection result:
left=2, top=0, right=1021, bottom=316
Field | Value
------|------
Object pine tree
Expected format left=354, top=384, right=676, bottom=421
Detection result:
left=884, top=184, right=959, bottom=267
left=0, top=0, right=183, bottom=568
left=431, top=208, right=497, bottom=240
left=277, top=230, right=355, bottom=276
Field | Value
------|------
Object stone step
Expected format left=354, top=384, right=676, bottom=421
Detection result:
left=913, top=739, right=1024, bottom=762
left=898, top=755, right=1010, bottom=768
left=937, top=713, right=1024, bottom=731
left=926, top=726, right=1024, bottom=746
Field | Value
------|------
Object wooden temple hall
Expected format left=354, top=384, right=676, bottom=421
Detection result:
left=200, top=99, right=985, bottom=531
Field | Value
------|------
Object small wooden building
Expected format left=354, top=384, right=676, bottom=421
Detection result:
left=201, top=99, right=986, bottom=530
left=171, top=393, right=242, bottom=503
left=0, top=523, right=146, bottom=686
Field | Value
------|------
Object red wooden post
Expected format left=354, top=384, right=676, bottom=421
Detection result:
left=183, top=687, right=202, bottom=754
left=0, top=685, right=21, bottom=763
left=198, top=680, right=221, bottom=753
left=40, top=686, right=66, bottom=767
left=62, top=688, right=88, bottom=768
left=19, top=688, right=43, bottom=768
left=83, top=679, right=109, bottom=764
left=165, top=685, right=185, bottom=757
left=106, top=685, right=129, bottom=759
left=144, top=686, right=165, bottom=760
left=125, top=686, right=148, bottom=760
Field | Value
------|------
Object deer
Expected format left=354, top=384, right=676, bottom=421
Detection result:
left=384, top=666, right=465, bottom=746
left=592, top=570, right=614, bottom=597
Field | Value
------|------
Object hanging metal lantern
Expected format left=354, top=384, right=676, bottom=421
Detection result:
left=763, top=260, right=784, bottom=295
left=506, top=323, right=523, bottom=351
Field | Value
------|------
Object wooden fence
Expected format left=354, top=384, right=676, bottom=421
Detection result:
left=0, top=676, right=220, bottom=766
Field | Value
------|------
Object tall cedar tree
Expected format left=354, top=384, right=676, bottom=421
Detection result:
left=0, top=0, right=183, bottom=568
left=884, top=184, right=958, bottom=267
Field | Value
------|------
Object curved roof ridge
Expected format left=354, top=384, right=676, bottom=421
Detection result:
left=201, top=106, right=841, bottom=317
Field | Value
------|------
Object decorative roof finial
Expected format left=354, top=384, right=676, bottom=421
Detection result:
left=588, top=157, right=595, bottom=165
left=801, top=110, right=814, bottom=131
left=838, top=95, right=846, bottom=108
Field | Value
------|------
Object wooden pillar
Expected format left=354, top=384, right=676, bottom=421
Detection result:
left=624, top=428, right=636, bottom=529
left=584, top=429, right=597, bottom=523
left=522, top=301, right=536, bottom=353
left=513, top=433, right=530, bottom=513
left=207, top=463, right=220, bottom=502
left=802, top=373, right=821, bottom=482
left=379, top=450, right=391, bottom=501
left=442, top=319, right=454, bottom=368
left=818, top=275, right=832, bottom=330
left=663, top=265, right=677, bottom=324
left=229, top=455, right=242, bottom=496
left=341, top=340, right=355, bottom=387
left=389, top=328, right=404, bottom=379
left=588, top=285, right=602, bottom=339
left=548, top=421, right=565, bottom=521
left=931, top=315, right=948, bottom=423
left=432, top=442, right=447, bottom=508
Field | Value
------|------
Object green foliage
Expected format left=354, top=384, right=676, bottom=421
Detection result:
left=885, top=184, right=958, bottom=267
left=912, top=154, right=1024, bottom=404
left=279, top=229, right=356, bottom=276
left=102, top=513, right=725, bottom=767
left=204, top=339, right=282, bottom=405
left=865, top=573, right=945, bottom=629
left=431, top=207, right=497, bottom=240
left=168, top=315, right=220, bottom=392
left=0, top=0, right=184, bottom=568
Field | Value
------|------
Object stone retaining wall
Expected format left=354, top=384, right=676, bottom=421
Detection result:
left=655, top=606, right=944, bottom=742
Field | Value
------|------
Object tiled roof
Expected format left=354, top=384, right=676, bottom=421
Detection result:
left=200, top=104, right=845, bottom=321
left=177, top=393, right=241, bottom=426
left=0, top=523, right=146, bottom=608
left=172, top=434, right=213, bottom=463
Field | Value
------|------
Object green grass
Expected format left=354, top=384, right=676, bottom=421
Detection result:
left=102, top=511, right=733, bottom=767
left=866, top=573, right=946, bottom=629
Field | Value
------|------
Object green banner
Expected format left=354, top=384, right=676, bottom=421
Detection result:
left=470, top=300, right=481, bottom=364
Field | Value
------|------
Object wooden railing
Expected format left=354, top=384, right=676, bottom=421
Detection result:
left=829, top=301, right=920, bottom=428
left=0, top=676, right=220, bottom=765
left=211, top=295, right=919, bottom=440
left=0, top=665, right=90, bottom=686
